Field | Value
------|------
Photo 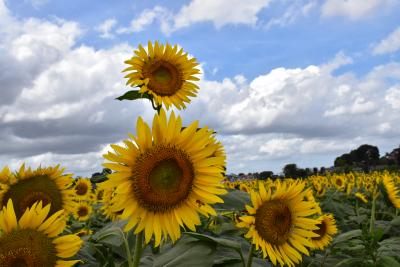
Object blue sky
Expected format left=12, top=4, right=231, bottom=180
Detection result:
left=0, top=0, right=400, bottom=175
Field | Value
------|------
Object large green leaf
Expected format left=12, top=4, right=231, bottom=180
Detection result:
left=214, top=189, right=250, bottom=211
left=116, top=90, right=152, bottom=101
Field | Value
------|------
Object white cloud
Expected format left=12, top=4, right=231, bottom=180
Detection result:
left=96, top=18, right=117, bottom=39
left=385, top=85, right=400, bottom=109
left=321, top=0, right=396, bottom=20
left=117, top=6, right=171, bottom=34
left=266, top=0, right=317, bottom=29
left=29, top=0, right=50, bottom=9
left=372, top=26, right=400, bottom=55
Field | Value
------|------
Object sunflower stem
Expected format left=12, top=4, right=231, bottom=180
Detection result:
left=133, top=231, right=144, bottom=267
left=119, top=228, right=134, bottom=267
left=246, top=244, right=255, bottom=267
left=369, top=194, right=376, bottom=234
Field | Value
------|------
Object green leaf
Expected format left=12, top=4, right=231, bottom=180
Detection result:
left=377, top=256, right=400, bottom=267
left=334, top=258, right=365, bottom=267
left=214, top=189, right=250, bottom=211
left=116, top=90, right=152, bottom=101
left=333, top=230, right=362, bottom=245
left=391, top=216, right=400, bottom=226
left=184, top=232, right=241, bottom=251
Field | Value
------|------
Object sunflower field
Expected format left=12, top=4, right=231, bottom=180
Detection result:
left=0, top=42, right=399, bottom=267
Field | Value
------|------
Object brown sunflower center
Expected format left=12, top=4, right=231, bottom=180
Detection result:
left=336, top=179, right=343, bottom=187
left=75, top=183, right=88, bottom=196
left=1, top=175, right=63, bottom=219
left=143, top=60, right=182, bottom=96
left=78, top=206, right=88, bottom=217
left=0, top=229, right=57, bottom=267
left=312, top=221, right=327, bottom=240
left=255, top=200, right=293, bottom=245
left=132, top=145, right=194, bottom=213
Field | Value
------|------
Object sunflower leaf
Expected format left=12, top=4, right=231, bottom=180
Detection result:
left=116, top=90, right=153, bottom=101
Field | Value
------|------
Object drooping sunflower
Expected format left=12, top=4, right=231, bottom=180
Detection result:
left=382, top=174, right=400, bottom=209
left=355, top=192, right=368, bottom=203
left=310, top=214, right=338, bottom=250
left=237, top=180, right=320, bottom=267
left=0, top=199, right=82, bottom=267
left=0, top=165, right=76, bottom=219
left=123, top=41, right=200, bottom=110
left=102, top=109, right=226, bottom=246
left=74, top=178, right=92, bottom=200
left=73, top=202, right=92, bottom=222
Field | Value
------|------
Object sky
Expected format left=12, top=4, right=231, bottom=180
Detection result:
left=0, top=0, right=400, bottom=176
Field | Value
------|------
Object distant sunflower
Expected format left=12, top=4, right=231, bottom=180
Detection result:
left=382, top=174, right=400, bottom=209
left=237, top=181, right=319, bottom=267
left=74, top=178, right=92, bottom=200
left=103, top=109, right=226, bottom=246
left=310, top=214, right=338, bottom=250
left=0, top=199, right=82, bottom=267
left=123, top=41, right=200, bottom=109
left=332, top=176, right=345, bottom=191
left=73, top=202, right=92, bottom=222
left=99, top=187, right=123, bottom=221
left=0, top=165, right=76, bottom=219
left=76, top=228, right=93, bottom=237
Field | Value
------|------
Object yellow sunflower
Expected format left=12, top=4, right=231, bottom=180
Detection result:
left=237, top=181, right=319, bottom=267
left=332, top=176, right=345, bottom=191
left=0, top=165, right=76, bottom=219
left=73, top=202, right=92, bottom=222
left=102, top=109, right=226, bottom=247
left=310, top=214, right=338, bottom=250
left=382, top=174, right=400, bottom=209
left=76, top=228, right=93, bottom=237
left=74, top=178, right=92, bottom=200
left=0, top=199, right=82, bottom=267
left=355, top=192, right=368, bottom=203
left=123, top=41, right=200, bottom=110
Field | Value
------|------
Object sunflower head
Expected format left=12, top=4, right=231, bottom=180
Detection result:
left=237, top=180, right=319, bottom=266
left=103, top=109, right=226, bottom=246
left=355, top=192, right=368, bottom=203
left=382, top=174, right=400, bottom=209
left=0, top=199, right=82, bottom=267
left=73, top=202, right=92, bottom=222
left=0, top=165, right=76, bottom=219
left=123, top=41, right=200, bottom=110
left=310, top=214, right=338, bottom=250
left=74, top=178, right=92, bottom=200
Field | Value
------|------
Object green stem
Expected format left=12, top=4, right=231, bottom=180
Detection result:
left=369, top=196, right=376, bottom=234
left=119, top=229, right=134, bottom=267
left=246, top=244, right=255, bottom=267
left=133, top=232, right=144, bottom=267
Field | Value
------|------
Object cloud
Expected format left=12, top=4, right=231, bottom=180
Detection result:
left=96, top=18, right=117, bottom=39
left=266, top=0, right=317, bottom=29
left=321, top=0, right=397, bottom=20
left=372, top=26, right=400, bottom=55
left=116, top=6, right=171, bottom=34
left=28, top=0, right=50, bottom=9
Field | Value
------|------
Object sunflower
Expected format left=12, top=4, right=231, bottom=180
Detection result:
left=0, top=199, right=82, bottom=267
left=123, top=41, right=200, bottom=110
left=310, top=214, right=338, bottom=250
left=237, top=181, right=319, bottom=267
left=332, top=176, right=345, bottom=191
left=355, top=192, right=368, bottom=203
left=73, top=202, right=92, bottom=222
left=76, top=228, right=93, bottom=237
left=0, top=165, right=76, bottom=219
left=382, top=174, right=400, bottom=209
left=74, top=178, right=92, bottom=200
left=102, top=109, right=226, bottom=247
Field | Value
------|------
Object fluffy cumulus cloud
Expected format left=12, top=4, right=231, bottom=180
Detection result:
left=321, top=0, right=397, bottom=20
left=1, top=0, right=400, bottom=175
left=372, top=26, right=400, bottom=55
left=96, top=18, right=117, bottom=39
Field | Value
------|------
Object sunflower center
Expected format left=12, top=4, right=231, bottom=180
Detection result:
left=312, top=221, right=327, bottom=240
left=336, top=179, right=343, bottom=187
left=255, top=200, right=293, bottom=245
left=75, top=183, right=88, bottom=196
left=1, top=175, right=63, bottom=219
left=0, top=229, right=57, bottom=267
left=132, top=145, right=194, bottom=213
left=143, top=60, right=182, bottom=96
left=78, top=206, right=88, bottom=217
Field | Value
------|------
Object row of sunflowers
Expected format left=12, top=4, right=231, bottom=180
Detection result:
left=0, top=41, right=399, bottom=266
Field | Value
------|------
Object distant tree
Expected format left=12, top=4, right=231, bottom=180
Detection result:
left=283, top=164, right=298, bottom=178
left=259, top=171, right=273, bottom=180
left=313, top=167, right=318, bottom=175
left=334, top=144, right=380, bottom=171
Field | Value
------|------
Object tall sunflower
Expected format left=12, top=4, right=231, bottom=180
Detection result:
left=73, top=178, right=92, bottom=200
left=0, top=199, right=82, bottom=267
left=73, top=202, right=92, bottom=222
left=310, top=214, right=338, bottom=250
left=0, top=165, right=76, bottom=219
left=382, top=173, right=400, bottom=209
left=123, top=41, right=200, bottom=110
left=102, top=109, right=226, bottom=246
left=237, top=180, right=320, bottom=267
